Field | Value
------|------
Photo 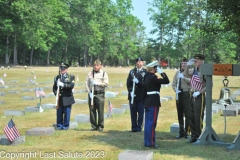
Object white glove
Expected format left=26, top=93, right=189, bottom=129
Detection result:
left=178, top=73, right=184, bottom=79
left=176, top=90, right=181, bottom=94
left=130, top=91, right=134, bottom=97
left=89, top=93, right=93, bottom=99
left=193, top=91, right=200, bottom=97
left=57, top=81, right=64, bottom=87
left=132, top=77, right=139, bottom=84
left=91, top=80, right=97, bottom=85
left=187, top=59, right=196, bottom=66
left=157, top=66, right=163, bottom=74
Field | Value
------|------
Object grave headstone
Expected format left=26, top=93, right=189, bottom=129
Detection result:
left=0, top=100, right=4, bottom=104
left=25, top=127, right=55, bottom=136
left=25, top=106, right=39, bottom=112
left=53, top=121, right=78, bottom=129
left=42, top=104, right=55, bottom=109
left=22, top=96, right=35, bottom=100
left=0, top=135, right=25, bottom=146
left=0, top=92, right=6, bottom=96
left=118, top=150, right=153, bottom=160
left=74, top=114, right=90, bottom=123
left=170, top=123, right=179, bottom=134
left=121, top=91, right=128, bottom=96
left=105, top=91, right=116, bottom=98
left=8, top=90, right=20, bottom=94
left=112, top=108, right=125, bottom=115
left=121, top=104, right=130, bottom=110
left=4, top=110, right=25, bottom=116
left=21, top=88, right=34, bottom=92
left=75, top=99, right=87, bottom=104
left=222, top=105, right=238, bottom=116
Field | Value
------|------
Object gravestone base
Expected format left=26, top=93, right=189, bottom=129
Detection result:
left=118, top=150, right=153, bottom=160
left=25, top=127, right=55, bottom=136
left=0, top=135, right=25, bottom=146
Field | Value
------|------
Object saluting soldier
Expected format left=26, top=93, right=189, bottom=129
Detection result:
left=86, top=60, right=108, bottom=132
left=53, top=63, right=75, bottom=130
left=172, top=58, right=191, bottom=139
left=144, top=60, right=170, bottom=148
left=126, top=57, right=147, bottom=132
left=179, top=54, right=206, bottom=143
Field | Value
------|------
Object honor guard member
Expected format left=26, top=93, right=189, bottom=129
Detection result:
left=144, top=60, right=170, bottom=148
left=126, top=57, right=147, bottom=132
left=53, top=63, right=75, bottom=130
left=86, top=60, right=108, bottom=132
left=179, top=54, right=206, bottom=143
left=172, top=58, right=191, bottom=139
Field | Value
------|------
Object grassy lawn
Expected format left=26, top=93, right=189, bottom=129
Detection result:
left=0, top=66, right=240, bottom=160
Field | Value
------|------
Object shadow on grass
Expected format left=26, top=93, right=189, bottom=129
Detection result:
left=79, top=130, right=240, bottom=159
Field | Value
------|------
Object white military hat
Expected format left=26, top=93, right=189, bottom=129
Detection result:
left=146, top=60, right=159, bottom=68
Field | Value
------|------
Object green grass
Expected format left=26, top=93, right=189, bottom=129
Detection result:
left=0, top=66, right=240, bottom=160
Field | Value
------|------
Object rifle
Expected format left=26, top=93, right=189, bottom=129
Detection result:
left=55, top=69, right=60, bottom=109
left=176, top=71, right=180, bottom=101
left=131, top=75, right=136, bottom=104
left=85, top=81, right=94, bottom=106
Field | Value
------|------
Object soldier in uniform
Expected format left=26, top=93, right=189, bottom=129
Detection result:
left=179, top=54, right=206, bottom=143
left=86, top=60, right=108, bottom=132
left=144, top=60, right=170, bottom=148
left=126, top=57, right=147, bottom=132
left=53, top=63, right=75, bottom=130
left=172, top=58, right=191, bottom=139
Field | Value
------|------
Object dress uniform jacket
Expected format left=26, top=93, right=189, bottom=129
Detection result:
left=126, top=68, right=147, bottom=101
left=144, top=72, right=170, bottom=107
left=53, top=73, right=75, bottom=106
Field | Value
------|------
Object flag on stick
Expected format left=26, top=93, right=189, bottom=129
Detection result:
left=4, top=119, right=21, bottom=142
left=77, top=75, right=79, bottom=81
left=35, top=88, right=46, bottom=98
left=0, top=78, right=4, bottom=85
left=108, top=99, right=113, bottom=117
left=190, top=68, right=202, bottom=91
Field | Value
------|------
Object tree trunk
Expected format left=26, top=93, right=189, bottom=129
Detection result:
left=47, top=49, right=50, bottom=65
left=5, top=35, right=9, bottom=65
left=83, top=43, right=89, bottom=66
left=13, top=33, right=18, bottom=65
left=64, top=38, right=69, bottom=63
left=30, top=46, right=34, bottom=65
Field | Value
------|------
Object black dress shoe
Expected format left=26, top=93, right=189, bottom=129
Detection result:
left=176, top=135, right=184, bottom=139
left=98, top=128, right=103, bottom=132
left=188, top=138, right=197, bottom=143
left=185, top=135, right=189, bottom=139
left=90, top=128, right=97, bottom=131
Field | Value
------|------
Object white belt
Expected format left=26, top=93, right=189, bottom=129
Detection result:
left=147, top=91, right=160, bottom=95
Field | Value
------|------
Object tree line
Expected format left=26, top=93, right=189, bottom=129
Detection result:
left=0, top=0, right=239, bottom=68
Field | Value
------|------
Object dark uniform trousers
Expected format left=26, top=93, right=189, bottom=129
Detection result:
left=189, top=93, right=205, bottom=139
left=129, top=100, right=144, bottom=132
left=144, top=106, right=159, bottom=147
left=88, top=92, right=105, bottom=130
left=57, top=103, right=71, bottom=130
left=176, top=91, right=190, bottom=136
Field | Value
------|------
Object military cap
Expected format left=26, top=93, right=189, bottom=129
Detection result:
left=146, top=60, right=159, bottom=68
left=94, top=59, right=101, bottom=65
left=181, top=57, right=188, bottom=62
left=194, top=54, right=205, bottom=60
left=135, top=57, right=144, bottom=62
left=60, top=63, right=69, bottom=69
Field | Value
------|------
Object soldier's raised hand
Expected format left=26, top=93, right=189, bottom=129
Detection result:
left=157, top=66, right=163, bottom=74
left=187, top=59, right=196, bottom=66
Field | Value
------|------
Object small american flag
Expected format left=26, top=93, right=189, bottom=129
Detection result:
left=108, top=99, right=113, bottom=116
left=190, top=68, right=202, bottom=91
left=4, top=119, right=20, bottom=142
left=35, top=88, right=46, bottom=98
